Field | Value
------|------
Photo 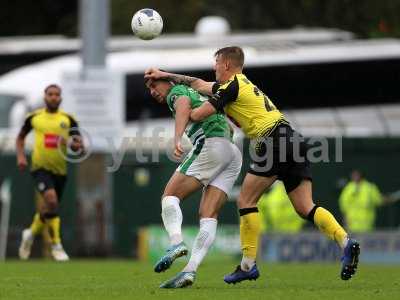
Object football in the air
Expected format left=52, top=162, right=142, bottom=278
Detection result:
left=131, top=8, right=163, bottom=40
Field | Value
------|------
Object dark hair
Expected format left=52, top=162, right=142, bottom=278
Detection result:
left=214, top=46, right=244, bottom=68
left=44, top=84, right=61, bottom=93
left=351, top=169, right=363, bottom=178
left=144, top=77, right=174, bottom=87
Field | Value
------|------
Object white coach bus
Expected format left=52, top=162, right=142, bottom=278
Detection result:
left=1, top=29, right=400, bottom=143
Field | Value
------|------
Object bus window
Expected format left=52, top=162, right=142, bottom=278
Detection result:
left=245, top=58, right=400, bottom=109
left=124, top=59, right=400, bottom=121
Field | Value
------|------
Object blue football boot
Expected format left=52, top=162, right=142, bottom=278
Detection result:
left=341, top=239, right=360, bottom=280
left=224, top=264, right=260, bottom=284
left=159, top=271, right=196, bottom=288
left=154, top=242, right=188, bottom=273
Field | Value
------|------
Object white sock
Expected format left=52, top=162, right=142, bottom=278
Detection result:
left=161, top=196, right=183, bottom=246
left=23, top=228, right=34, bottom=241
left=183, top=218, right=217, bottom=273
left=241, top=256, right=256, bottom=271
left=341, top=237, right=349, bottom=250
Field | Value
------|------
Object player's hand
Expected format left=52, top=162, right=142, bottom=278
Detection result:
left=17, top=154, right=28, bottom=171
left=174, top=138, right=185, bottom=159
left=70, top=136, right=83, bottom=153
left=144, top=68, right=168, bottom=80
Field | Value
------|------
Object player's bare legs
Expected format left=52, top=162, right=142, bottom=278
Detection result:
left=41, top=189, right=68, bottom=261
left=163, top=171, right=203, bottom=200
left=19, top=188, right=68, bottom=261
left=287, top=179, right=349, bottom=247
left=198, top=185, right=227, bottom=218
left=161, top=171, right=203, bottom=246
left=237, top=174, right=277, bottom=208
left=224, top=174, right=277, bottom=284
left=286, top=180, right=314, bottom=217
left=288, top=179, right=360, bottom=280
left=154, top=172, right=203, bottom=273
left=237, top=174, right=276, bottom=270
left=160, top=185, right=227, bottom=288
left=19, top=193, right=44, bottom=260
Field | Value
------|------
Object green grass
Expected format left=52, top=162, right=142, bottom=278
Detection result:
left=0, top=259, right=399, bottom=300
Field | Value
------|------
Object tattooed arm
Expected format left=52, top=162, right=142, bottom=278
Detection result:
left=144, top=68, right=215, bottom=95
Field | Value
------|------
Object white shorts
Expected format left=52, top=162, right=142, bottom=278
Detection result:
left=177, top=137, right=242, bottom=195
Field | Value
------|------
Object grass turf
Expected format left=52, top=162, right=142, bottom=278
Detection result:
left=0, top=259, right=399, bottom=300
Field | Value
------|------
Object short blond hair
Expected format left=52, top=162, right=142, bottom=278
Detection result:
left=214, top=46, right=244, bottom=68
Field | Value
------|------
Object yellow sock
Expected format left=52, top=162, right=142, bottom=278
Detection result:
left=240, top=211, right=261, bottom=259
left=314, top=207, right=348, bottom=248
left=29, top=213, right=45, bottom=235
left=46, top=217, right=61, bottom=245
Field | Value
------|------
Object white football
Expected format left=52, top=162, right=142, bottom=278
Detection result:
left=131, top=8, right=163, bottom=40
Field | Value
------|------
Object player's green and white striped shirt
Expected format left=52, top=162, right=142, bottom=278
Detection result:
left=166, top=84, right=232, bottom=145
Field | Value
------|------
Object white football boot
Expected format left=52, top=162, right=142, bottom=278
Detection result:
left=19, top=229, right=34, bottom=260
left=51, top=243, right=70, bottom=262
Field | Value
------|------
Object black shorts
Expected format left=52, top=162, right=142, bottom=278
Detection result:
left=248, top=124, right=312, bottom=193
left=31, top=169, right=67, bottom=200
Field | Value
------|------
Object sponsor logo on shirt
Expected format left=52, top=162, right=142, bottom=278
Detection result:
left=44, top=133, right=61, bottom=148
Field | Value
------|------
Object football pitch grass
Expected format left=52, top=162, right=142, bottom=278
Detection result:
left=0, top=259, right=399, bottom=300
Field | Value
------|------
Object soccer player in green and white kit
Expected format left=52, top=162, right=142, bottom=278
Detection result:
left=145, top=77, right=242, bottom=288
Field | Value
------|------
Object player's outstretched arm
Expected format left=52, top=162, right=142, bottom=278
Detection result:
left=144, top=68, right=214, bottom=95
left=190, top=102, right=217, bottom=122
left=383, top=191, right=400, bottom=204
left=191, top=78, right=238, bottom=122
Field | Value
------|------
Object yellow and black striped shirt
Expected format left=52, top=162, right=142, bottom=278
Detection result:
left=21, top=108, right=80, bottom=175
left=209, top=73, right=288, bottom=138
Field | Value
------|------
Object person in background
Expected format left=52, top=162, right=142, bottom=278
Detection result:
left=339, top=170, right=397, bottom=233
left=16, top=84, right=83, bottom=261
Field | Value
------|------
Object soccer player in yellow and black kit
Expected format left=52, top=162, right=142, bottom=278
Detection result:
left=145, top=46, right=360, bottom=283
left=16, top=84, right=82, bottom=261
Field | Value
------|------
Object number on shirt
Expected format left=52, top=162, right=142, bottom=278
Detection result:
left=253, top=86, right=275, bottom=112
